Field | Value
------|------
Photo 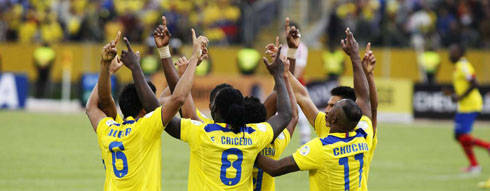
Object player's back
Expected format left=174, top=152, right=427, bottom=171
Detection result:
left=293, top=128, right=370, bottom=191
left=453, top=59, right=482, bottom=112
left=180, top=119, right=275, bottom=191
left=96, top=107, right=165, bottom=191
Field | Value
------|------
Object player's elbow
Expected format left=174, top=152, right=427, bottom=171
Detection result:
left=170, top=95, right=186, bottom=107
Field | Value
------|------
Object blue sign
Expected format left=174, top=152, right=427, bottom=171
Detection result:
left=80, top=73, right=118, bottom=106
left=0, top=73, right=28, bottom=109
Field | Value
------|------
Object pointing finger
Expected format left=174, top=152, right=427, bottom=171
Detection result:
left=285, top=17, right=290, bottom=32
left=123, top=37, right=133, bottom=52
left=114, top=31, right=121, bottom=45
left=191, top=29, right=196, bottom=41
left=162, top=16, right=167, bottom=27
left=275, top=36, right=279, bottom=47
left=366, top=42, right=371, bottom=53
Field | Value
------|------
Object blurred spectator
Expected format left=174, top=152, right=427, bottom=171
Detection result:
left=237, top=45, right=260, bottom=75
left=322, top=43, right=344, bottom=82
left=140, top=45, right=159, bottom=79
left=418, top=46, right=441, bottom=84
left=33, top=43, right=55, bottom=98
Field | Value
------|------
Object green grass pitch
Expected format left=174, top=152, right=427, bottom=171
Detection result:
left=1, top=111, right=490, bottom=191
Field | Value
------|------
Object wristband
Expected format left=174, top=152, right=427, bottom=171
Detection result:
left=158, top=46, right=171, bottom=59
left=287, top=48, right=297, bottom=59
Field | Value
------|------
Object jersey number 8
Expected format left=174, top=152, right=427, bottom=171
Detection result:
left=220, top=148, right=243, bottom=186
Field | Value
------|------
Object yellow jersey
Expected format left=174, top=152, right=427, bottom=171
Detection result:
left=195, top=108, right=292, bottom=191
left=296, top=115, right=375, bottom=191
left=314, top=112, right=330, bottom=138
left=180, top=119, right=274, bottom=191
left=96, top=107, right=165, bottom=191
left=252, top=129, right=291, bottom=191
left=453, top=58, right=483, bottom=113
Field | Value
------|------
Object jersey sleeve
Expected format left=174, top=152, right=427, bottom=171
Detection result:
left=137, top=106, right=165, bottom=141
left=357, top=115, right=374, bottom=146
left=250, top=122, right=274, bottom=150
left=460, top=63, right=476, bottom=81
left=96, top=117, right=117, bottom=140
left=272, top=129, right=291, bottom=155
left=180, top=118, right=204, bottom=145
left=314, top=112, right=330, bottom=137
left=292, top=138, right=324, bottom=170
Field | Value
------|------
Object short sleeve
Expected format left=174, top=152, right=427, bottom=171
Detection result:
left=250, top=122, right=274, bottom=150
left=314, top=112, right=330, bottom=137
left=272, top=129, right=291, bottom=155
left=292, top=138, right=324, bottom=170
left=180, top=118, right=204, bottom=145
left=97, top=117, right=117, bottom=139
left=137, top=106, right=165, bottom=140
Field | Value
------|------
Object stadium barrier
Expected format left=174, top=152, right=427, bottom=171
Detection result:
left=79, top=73, right=119, bottom=107
left=340, top=77, right=414, bottom=123
left=413, top=84, right=490, bottom=120
left=1, top=44, right=490, bottom=84
left=0, top=73, right=28, bottom=109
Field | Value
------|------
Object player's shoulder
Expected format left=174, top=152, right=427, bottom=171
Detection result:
left=247, top=122, right=272, bottom=132
left=96, top=117, right=119, bottom=136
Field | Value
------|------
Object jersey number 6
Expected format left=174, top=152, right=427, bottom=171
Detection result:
left=220, top=148, right=243, bottom=186
left=109, top=141, right=128, bottom=178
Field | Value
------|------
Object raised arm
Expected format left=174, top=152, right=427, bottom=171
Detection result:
left=86, top=82, right=107, bottom=132
left=361, top=43, right=378, bottom=132
left=288, top=71, right=318, bottom=127
left=284, top=60, right=299, bottom=136
left=120, top=38, right=160, bottom=113
left=285, top=17, right=301, bottom=76
left=160, top=30, right=209, bottom=138
left=341, top=28, right=371, bottom=119
left=98, top=32, right=121, bottom=119
left=86, top=39, right=123, bottom=132
left=154, top=16, right=179, bottom=93
left=264, top=46, right=292, bottom=140
left=174, top=56, right=202, bottom=121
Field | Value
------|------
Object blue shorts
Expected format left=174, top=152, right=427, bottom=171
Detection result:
left=454, top=112, right=479, bottom=134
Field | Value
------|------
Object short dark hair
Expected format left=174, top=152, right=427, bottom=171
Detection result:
left=210, top=83, right=233, bottom=103
left=339, top=99, right=363, bottom=131
left=331, top=86, right=356, bottom=101
left=215, top=87, right=246, bottom=133
left=243, top=96, right=267, bottom=123
left=118, top=82, right=156, bottom=118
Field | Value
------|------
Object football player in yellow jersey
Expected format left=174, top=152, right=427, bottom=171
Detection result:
left=85, top=24, right=209, bottom=190
left=256, top=28, right=375, bottom=191
left=444, top=44, right=489, bottom=173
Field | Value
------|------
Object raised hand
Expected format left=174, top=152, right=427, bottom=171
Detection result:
left=120, top=37, right=141, bottom=70
left=281, top=55, right=290, bottom=77
left=109, top=55, right=123, bottom=74
left=265, top=36, right=280, bottom=60
left=262, top=45, right=285, bottom=76
left=199, top=46, right=208, bottom=65
left=361, top=43, right=376, bottom=74
left=153, top=16, right=171, bottom=48
left=285, top=17, right=300, bottom=49
left=341, top=28, right=359, bottom=57
left=101, top=31, right=121, bottom=62
left=175, top=56, right=189, bottom=77
left=191, top=29, right=209, bottom=59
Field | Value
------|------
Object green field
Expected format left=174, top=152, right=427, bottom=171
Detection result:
left=1, top=111, right=490, bottom=191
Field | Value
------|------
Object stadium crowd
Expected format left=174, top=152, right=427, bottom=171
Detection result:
left=1, top=0, right=490, bottom=48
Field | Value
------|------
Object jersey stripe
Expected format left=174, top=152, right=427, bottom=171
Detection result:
left=320, top=128, right=367, bottom=146
left=204, top=124, right=256, bottom=134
